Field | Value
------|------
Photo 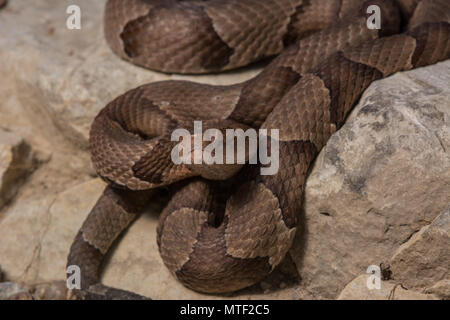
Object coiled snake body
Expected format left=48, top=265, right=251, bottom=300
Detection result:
left=67, top=0, right=450, bottom=299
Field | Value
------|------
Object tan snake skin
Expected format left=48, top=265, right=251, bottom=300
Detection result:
left=67, top=0, right=450, bottom=299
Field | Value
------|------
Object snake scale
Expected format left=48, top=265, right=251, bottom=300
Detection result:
left=66, top=0, right=450, bottom=299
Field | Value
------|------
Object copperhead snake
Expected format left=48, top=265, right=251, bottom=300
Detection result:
left=67, top=0, right=450, bottom=299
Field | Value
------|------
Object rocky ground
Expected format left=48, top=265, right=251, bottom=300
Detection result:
left=0, top=0, right=448, bottom=300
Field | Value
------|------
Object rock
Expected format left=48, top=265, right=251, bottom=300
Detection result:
left=0, top=179, right=104, bottom=284
left=290, top=60, right=450, bottom=299
left=29, top=281, right=69, bottom=300
left=390, top=205, right=450, bottom=290
left=0, top=281, right=68, bottom=300
left=0, top=176, right=299, bottom=300
left=0, top=0, right=261, bottom=149
left=0, top=282, right=32, bottom=300
left=0, top=129, right=38, bottom=209
left=337, top=275, right=437, bottom=300
left=425, top=280, right=450, bottom=300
